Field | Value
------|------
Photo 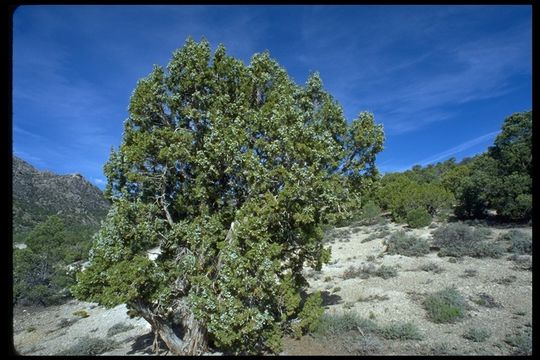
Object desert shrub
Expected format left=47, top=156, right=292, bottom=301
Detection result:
left=460, top=269, right=477, bottom=278
left=361, top=233, right=379, bottom=243
left=504, top=329, right=532, bottom=355
left=107, top=322, right=135, bottom=337
left=406, top=208, right=432, bottom=228
left=472, top=293, right=500, bottom=308
left=57, top=318, right=77, bottom=329
left=342, top=265, right=362, bottom=280
left=495, top=275, right=517, bottom=285
left=353, top=335, right=382, bottom=355
left=423, top=287, right=467, bottom=323
left=312, top=312, right=377, bottom=337
left=463, top=327, right=491, bottom=342
left=360, top=200, right=382, bottom=225
left=377, top=322, right=423, bottom=340
left=471, top=241, right=504, bottom=258
left=386, top=231, right=430, bottom=257
left=507, top=254, right=532, bottom=271
left=500, top=230, right=532, bottom=255
left=419, top=262, right=444, bottom=274
left=433, top=223, right=502, bottom=258
left=373, top=265, right=398, bottom=279
left=59, top=336, right=119, bottom=355
left=357, top=294, right=389, bottom=302
left=73, top=310, right=89, bottom=318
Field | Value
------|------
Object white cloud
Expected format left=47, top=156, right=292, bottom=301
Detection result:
left=416, top=130, right=499, bottom=166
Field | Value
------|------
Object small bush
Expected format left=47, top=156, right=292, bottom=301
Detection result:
left=377, top=321, right=423, bottom=340
left=495, top=275, right=517, bottom=285
left=471, top=241, right=504, bottom=258
left=501, top=230, right=532, bottom=255
left=360, top=200, right=382, bottom=225
left=72, top=310, right=89, bottom=318
left=433, top=223, right=502, bottom=258
left=357, top=294, right=389, bottom=302
left=107, top=322, right=135, bottom=337
left=463, top=327, right=491, bottom=342
left=57, top=318, right=77, bottom=329
left=59, top=336, right=119, bottom=355
left=504, top=330, right=532, bottom=355
left=423, top=287, right=467, bottom=323
left=419, top=262, right=444, bottom=274
left=508, top=254, right=532, bottom=271
left=472, top=293, right=500, bottom=308
left=373, top=265, right=398, bottom=279
left=353, top=335, right=382, bottom=355
left=312, top=312, right=377, bottom=337
left=332, top=286, right=341, bottom=293
left=342, top=265, right=362, bottom=280
left=406, top=208, right=432, bottom=228
left=460, top=269, right=477, bottom=278
left=361, top=233, right=379, bottom=243
left=386, top=231, right=430, bottom=257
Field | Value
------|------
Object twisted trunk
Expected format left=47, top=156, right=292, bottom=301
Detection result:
left=132, top=300, right=208, bottom=355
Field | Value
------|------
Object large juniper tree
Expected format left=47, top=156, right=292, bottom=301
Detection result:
left=72, top=38, right=384, bottom=355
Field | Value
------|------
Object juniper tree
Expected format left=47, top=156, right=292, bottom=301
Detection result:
left=72, top=38, right=384, bottom=355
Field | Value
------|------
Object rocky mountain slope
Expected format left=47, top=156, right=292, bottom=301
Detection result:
left=12, top=155, right=110, bottom=236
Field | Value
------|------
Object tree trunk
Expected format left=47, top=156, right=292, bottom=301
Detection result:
left=132, top=300, right=208, bottom=355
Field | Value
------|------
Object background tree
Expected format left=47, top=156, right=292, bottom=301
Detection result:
left=72, top=38, right=384, bottom=355
left=451, top=111, right=532, bottom=221
left=13, top=215, right=75, bottom=305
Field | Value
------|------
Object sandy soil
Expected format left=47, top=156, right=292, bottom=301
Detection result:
left=282, top=220, right=532, bottom=355
left=12, top=219, right=532, bottom=356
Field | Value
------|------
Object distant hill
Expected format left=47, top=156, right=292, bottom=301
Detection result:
left=12, top=155, right=110, bottom=238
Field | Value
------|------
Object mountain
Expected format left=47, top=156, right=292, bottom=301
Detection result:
left=12, top=155, right=110, bottom=237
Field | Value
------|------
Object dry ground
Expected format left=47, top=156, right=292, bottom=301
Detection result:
left=12, top=219, right=532, bottom=356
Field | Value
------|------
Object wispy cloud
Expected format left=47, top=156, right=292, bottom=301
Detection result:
left=296, top=7, right=531, bottom=135
left=416, top=130, right=499, bottom=167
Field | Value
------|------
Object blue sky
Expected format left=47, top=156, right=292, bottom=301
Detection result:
left=13, top=5, right=532, bottom=188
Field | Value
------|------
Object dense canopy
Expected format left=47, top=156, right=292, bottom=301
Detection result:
left=73, top=38, right=384, bottom=354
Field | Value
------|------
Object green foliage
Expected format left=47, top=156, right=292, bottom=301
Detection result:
left=373, top=265, right=398, bottom=279
left=499, top=230, right=532, bottom=255
left=73, top=38, right=385, bottom=355
left=377, top=322, right=423, bottom=340
left=13, top=216, right=78, bottom=306
left=376, top=173, right=454, bottom=223
left=432, top=223, right=503, bottom=258
left=359, top=200, right=382, bottom=225
left=291, top=292, right=324, bottom=338
left=453, top=111, right=531, bottom=221
left=472, top=292, right=500, bottom=308
left=504, top=329, right=532, bottom=355
left=386, top=231, right=430, bottom=257
left=406, top=208, right=432, bottom=228
left=419, top=262, right=444, bottom=274
left=73, top=310, right=90, bottom=318
left=312, top=312, right=378, bottom=337
left=462, top=328, right=491, bottom=342
left=423, top=287, right=467, bottom=323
